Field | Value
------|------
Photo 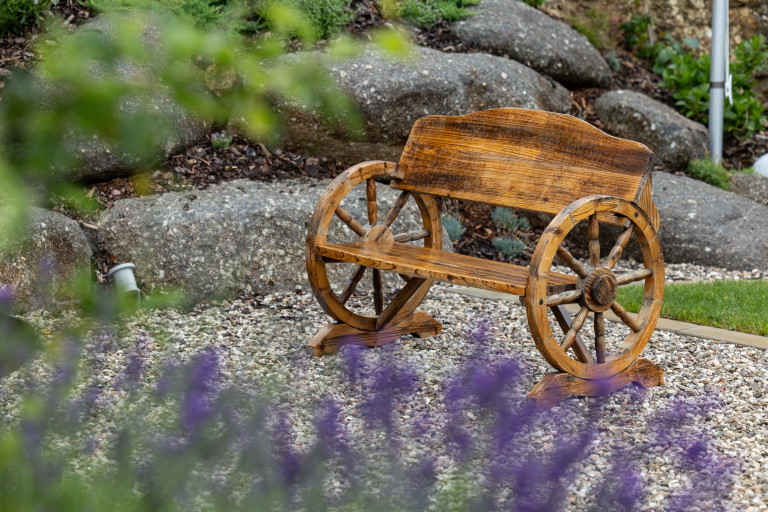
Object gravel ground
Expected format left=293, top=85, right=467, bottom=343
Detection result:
left=2, top=262, right=767, bottom=510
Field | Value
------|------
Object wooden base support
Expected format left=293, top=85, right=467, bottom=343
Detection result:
left=527, top=358, right=664, bottom=409
left=307, top=311, right=442, bottom=356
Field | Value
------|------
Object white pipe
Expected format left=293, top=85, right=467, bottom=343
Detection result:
left=709, top=0, right=729, bottom=164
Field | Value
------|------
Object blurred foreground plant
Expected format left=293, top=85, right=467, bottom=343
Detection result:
left=0, top=314, right=738, bottom=510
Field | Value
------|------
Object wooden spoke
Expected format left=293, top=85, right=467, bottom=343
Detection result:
left=606, top=225, right=633, bottom=269
left=611, top=301, right=641, bottom=332
left=546, top=289, right=582, bottom=306
left=335, top=206, right=366, bottom=237
left=384, top=191, right=410, bottom=227
left=372, top=269, right=384, bottom=315
left=588, top=214, right=600, bottom=268
left=376, top=277, right=427, bottom=328
left=560, top=306, right=589, bottom=352
left=556, top=246, right=589, bottom=279
left=393, top=229, right=431, bottom=243
left=339, top=265, right=366, bottom=305
left=616, top=268, right=653, bottom=286
left=594, top=312, right=606, bottom=363
left=366, top=178, right=377, bottom=225
left=550, top=305, right=595, bottom=364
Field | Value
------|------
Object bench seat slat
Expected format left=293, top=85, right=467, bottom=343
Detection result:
left=315, top=242, right=578, bottom=296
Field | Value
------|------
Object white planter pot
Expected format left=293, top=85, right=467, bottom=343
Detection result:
left=107, top=263, right=141, bottom=299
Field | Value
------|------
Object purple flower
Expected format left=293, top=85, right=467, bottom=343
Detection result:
left=272, top=409, right=302, bottom=488
left=0, top=284, right=14, bottom=306
left=180, top=349, right=220, bottom=432
left=360, top=363, right=416, bottom=435
left=115, top=337, right=148, bottom=389
left=341, top=344, right=364, bottom=384
left=314, top=398, right=349, bottom=458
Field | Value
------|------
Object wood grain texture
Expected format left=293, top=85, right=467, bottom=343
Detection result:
left=393, top=108, right=654, bottom=216
left=307, top=311, right=442, bottom=356
left=306, top=161, right=438, bottom=331
left=526, top=195, right=664, bottom=380
left=527, top=358, right=664, bottom=409
left=315, top=241, right=578, bottom=296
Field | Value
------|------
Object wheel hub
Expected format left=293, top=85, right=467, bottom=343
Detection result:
left=583, top=267, right=618, bottom=312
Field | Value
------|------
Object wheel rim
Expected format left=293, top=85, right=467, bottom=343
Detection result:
left=307, top=163, right=441, bottom=331
left=525, top=196, right=664, bottom=380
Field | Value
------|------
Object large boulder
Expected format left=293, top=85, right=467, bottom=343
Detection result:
left=0, top=207, right=93, bottom=311
left=98, top=178, right=449, bottom=302
left=653, top=172, right=768, bottom=270
left=275, top=45, right=570, bottom=164
left=33, top=17, right=211, bottom=183
left=450, top=0, right=612, bottom=88
left=595, top=90, right=708, bottom=171
left=730, top=172, right=768, bottom=208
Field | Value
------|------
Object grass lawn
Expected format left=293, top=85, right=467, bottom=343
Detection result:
left=616, top=279, right=768, bottom=336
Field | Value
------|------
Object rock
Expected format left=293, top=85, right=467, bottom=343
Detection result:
left=36, top=17, right=211, bottom=183
left=0, top=207, right=93, bottom=311
left=595, top=90, right=708, bottom=171
left=98, top=179, right=450, bottom=302
left=450, top=0, right=612, bottom=87
left=653, top=171, right=768, bottom=270
left=753, top=153, right=768, bottom=178
left=275, top=45, right=570, bottom=164
left=730, top=172, right=768, bottom=207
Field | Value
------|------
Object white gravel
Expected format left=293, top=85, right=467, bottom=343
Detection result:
left=1, top=261, right=767, bottom=510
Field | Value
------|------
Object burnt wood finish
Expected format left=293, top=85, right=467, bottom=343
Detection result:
left=308, top=311, right=442, bottom=356
left=306, top=108, right=664, bottom=389
left=393, top=108, right=654, bottom=216
left=306, top=161, right=442, bottom=332
left=527, top=358, right=664, bottom=409
left=315, top=241, right=577, bottom=296
left=525, top=195, right=664, bottom=380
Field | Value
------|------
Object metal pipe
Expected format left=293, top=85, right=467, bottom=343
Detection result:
left=709, top=0, right=729, bottom=164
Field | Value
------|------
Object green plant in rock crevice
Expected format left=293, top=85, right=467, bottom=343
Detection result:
left=0, top=0, right=58, bottom=36
left=441, top=214, right=465, bottom=242
left=491, top=206, right=529, bottom=258
left=84, top=0, right=355, bottom=38
left=397, top=0, right=479, bottom=28
left=685, top=158, right=731, bottom=189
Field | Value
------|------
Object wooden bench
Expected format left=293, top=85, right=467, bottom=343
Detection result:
left=306, top=108, right=665, bottom=405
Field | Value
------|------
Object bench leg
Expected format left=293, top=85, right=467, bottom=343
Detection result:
left=306, top=311, right=442, bottom=356
left=526, top=358, right=664, bottom=409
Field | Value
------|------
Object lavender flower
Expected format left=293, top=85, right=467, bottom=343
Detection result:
left=180, top=348, right=220, bottom=432
left=114, top=337, right=149, bottom=390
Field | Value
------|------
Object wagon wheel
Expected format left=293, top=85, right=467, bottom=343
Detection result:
left=307, top=161, right=442, bottom=331
left=525, top=195, right=664, bottom=381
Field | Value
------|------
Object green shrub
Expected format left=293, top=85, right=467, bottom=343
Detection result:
left=397, top=0, right=478, bottom=28
left=441, top=214, right=465, bottom=242
left=492, top=237, right=526, bottom=257
left=292, top=0, right=353, bottom=39
left=84, top=0, right=231, bottom=29
left=397, top=0, right=438, bottom=28
left=659, top=36, right=768, bottom=140
left=620, top=14, right=654, bottom=57
left=623, top=25, right=768, bottom=140
left=211, top=130, right=232, bottom=149
left=0, top=0, right=57, bottom=36
left=570, top=7, right=619, bottom=50
left=686, top=159, right=731, bottom=189
left=491, top=207, right=529, bottom=232
left=520, top=0, right=545, bottom=7
left=85, top=0, right=353, bottom=38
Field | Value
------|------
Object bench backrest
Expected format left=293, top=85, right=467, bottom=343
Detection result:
left=392, top=108, right=654, bottom=217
